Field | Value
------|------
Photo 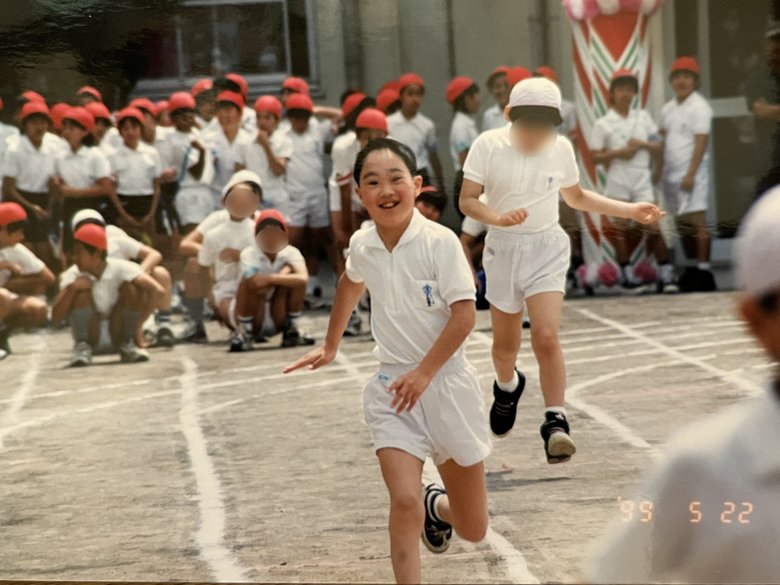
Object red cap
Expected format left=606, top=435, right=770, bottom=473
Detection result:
left=446, top=76, right=475, bottom=104
left=376, top=88, right=400, bottom=113
left=282, top=76, right=310, bottom=95
left=63, top=106, right=96, bottom=132
left=168, top=91, right=196, bottom=114
left=342, top=92, right=367, bottom=118
left=192, top=78, right=213, bottom=97
left=286, top=93, right=314, bottom=113
left=507, top=66, right=532, bottom=88
left=154, top=100, right=169, bottom=117
left=380, top=79, right=402, bottom=93
left=129, top=97, right=155, bottom=115
left=355, top=108, right=388, bottom=132
left=671, top=56, right=700, bottom=75
left=20, top=101, right=51, bottom=122
left=74, top=223, right=107, bottom=251
left=419, top=185, right=441, bottom=195
left=20, top=90, right=45, bottom=104
left=399, top=72, right=425, bottom=92
left=254, top=95, right=282, bottom=118
left=116, top=106, right=145, bottom=126
left=226, top=73, right=249, bottom=98
left=85, top=101, right=112, bottom=122
left=216, top=90, right=245, bottom=110
left=534, top=66, right=559, bottom=84
left=0, top=202, right=27, bottom=226
left=611, top=68, right=637, bottom=82
left=255, top=209, right=288, bottom=233
left=77, top=86, right=102, bottom=102
left=50, top=102, right=71, bottom=130
left=487, top=65, right=510, bottom=85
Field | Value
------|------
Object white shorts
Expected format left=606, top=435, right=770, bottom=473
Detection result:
left=483, top=225, right=570, bottom=314
left=176, top=186, right=217, bottom=226
left=287, top=190, right=330, bottom=229
left=328, top=182, right=363, bottom=214
left=605, top=168, right=655, bottom=203
left=213, top=280, right=239, bottom=305
left=663, top=169, right=709, bottom=216
left=363, top=359, right=491, bottom=467
left=461, top=215, right=487, bottom=238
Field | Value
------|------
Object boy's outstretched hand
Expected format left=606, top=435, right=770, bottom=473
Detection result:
left=283, top=344, right=337, bottom=373
left=631, top=202, right=666, bottom=224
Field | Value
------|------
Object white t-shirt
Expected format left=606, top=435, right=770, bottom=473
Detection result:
left=449, top=111, right=479, bottom=171
left=236, top=129, right=294, bottom=209
left=0, top=243, right=45, bottom=286
left=659, top=91, right=713, bottom=180
left=387, top=111, right=437, bottom=173
left=0, top=123, right=20, bottom=178
left=559, top=98, right=577, bottom=138
left=481, top=104, right=506, bottom=132
left=198, top=215, right=255, bottom=287
left=591, top=108, right=658, bottom=181
left=201, top=125, right=253, bottom=195
left=2, top=134, right=59, bottom=193
left=157, top=128, right=214, bottom=193
left=106, top=225, right=143, bottom=260
left=55, top=145, right=111, bottom=189
left=108, top=142, right=163, bottom=195
left=240, top=243, right=305, bottom=297
left=59, top=258, right=143, bottom=317
left=345, top=209, right=476, bottom=365
left=286, top=118, right=331, bottom=198
left=588, top=386, right=780, bottom=584
left=328, top=131, right=362, bottom=212
left=100, top=127, right=122, bottom=155
left=463, top=125, right=580, bottom=234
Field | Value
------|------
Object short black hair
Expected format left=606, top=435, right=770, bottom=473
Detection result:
left=286, top=108, right=312, bottom=122
left=118, top=116, right=142, bottom=130
left=255, top=218, right=286, bottom=235
left=508, top=105, right=562, bottom=127
left=74, top=239, right=107, bottom=259
left=213, top=76, right=241, bottom=94
left=21, top=113, right=49, bottom=129
left=63, top=119, right=96, bottom=147
left=416, top=189, right=447, bottom=214
left=609, top=75, right=639, bottom=94
left=353, top=138, right=418, bottom=185
left=453, top=84, right=479, bottom=113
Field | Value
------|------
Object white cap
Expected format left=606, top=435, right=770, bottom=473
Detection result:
left=735, top=185, right=780, bottom=296
left=508, top=77, right=562, bottom=111
left=71, top=208, right=105, bottom=231
left=221, top=169, right=263, bottom=202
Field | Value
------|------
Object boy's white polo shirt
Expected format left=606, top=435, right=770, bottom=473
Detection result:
left=449, top=111, right=478, bottom=171
left=345, top=209, right=476, bottom=365
left=108, top=142, right=163, bottom=195
left=201, top=125, right=253, bottom=195
left=198, top=215, right=255, bottom=291
left=286, top=118, right=331, bottom=197
left=591, top=108, right=658, bottom=174
left=105, top=225, right=143, bottom=260
left=481, top=104, right=505, bottom=132
left=463, top=125, right=579, bottom=234
left=2, top=134, right=59, bottom=193
left=387, top=111, right=437, bottom=174
left=328, top=130, right=363, bottom=213
left=55, top=145, right=111, bottom=189
left=236, top=129, right=293, bottom=209
left=0, top=243, right=45, bottom=286
left=659, top=91, right=713, bottom=180
left=588, top=386, right=780, bottom=583
left=59, top=258, right=143, bottom=317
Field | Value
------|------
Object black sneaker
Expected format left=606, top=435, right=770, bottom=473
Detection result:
left=490, top=370, right=526, bottom=437
left=421, top=484, right=452, bottom=554
left=281, top=326, right=315, bottom=348
left=697, top=269, right=717, bottom=292
left=540, top=411, right=577, bottom=464
left=179, top=322, right=208, bottom=344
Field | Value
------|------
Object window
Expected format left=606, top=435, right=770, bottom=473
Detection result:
left=134, top=0, right=316, bottom=96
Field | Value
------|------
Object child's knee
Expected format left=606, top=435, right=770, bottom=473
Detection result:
left=531, top=327, right=560, bottom=357
left=152, top=266, right=172, bottom=287
left=453, top=516, right=488, bottom=543
left=72, top=289, right=93, bottom=309
left=389, top=490, right=424, bottom=521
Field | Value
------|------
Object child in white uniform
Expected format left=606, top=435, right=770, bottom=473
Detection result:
left=659, top=56, right=716, bottom=292
left=285, top=138, right=491, bottom=584
left=588, top=186, right=780, bottom=583
left=461, top=78, right=664, bottom=463
left=482, top=66, right=510, bottom=132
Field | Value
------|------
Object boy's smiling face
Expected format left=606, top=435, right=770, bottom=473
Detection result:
left=356, top=148, right=421, bottom=231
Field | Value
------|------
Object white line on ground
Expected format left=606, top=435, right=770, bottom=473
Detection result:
left=0, top=338, right=45, bottom=449
left=178, top=356, right=251, bottom=582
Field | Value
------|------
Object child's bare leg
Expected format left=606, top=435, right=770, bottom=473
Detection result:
left=688, top=211, right=711, bottom=264
left=5, top=296, right=48, bottom=329
left=112, top=282, right=146, bottom=347
left=183, top=258, right=209, bottom=325
left=236, top=277, right=268, bottom=337
left=489, top=305, right=524, bottom=385
left=151, top=266, right=173, bottom=312
left=436, top=459, right=488, bottom=542
left=377, top=448, right=425, bottom=585
left=525, top=292, right=565, bottom=407
left=217, top=297, right=236, bottom=330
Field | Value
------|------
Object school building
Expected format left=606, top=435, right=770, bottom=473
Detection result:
left=132, top=0, right=776, bottom=262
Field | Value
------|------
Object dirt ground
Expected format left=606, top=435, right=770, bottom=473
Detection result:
left=0, top=291, right=772, bottom=583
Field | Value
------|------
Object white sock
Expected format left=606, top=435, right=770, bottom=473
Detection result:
left=546, top=406, right=567, bottom=417
left=497, top=370, right=519, bottom=392
left=659, top=263, right=674, bottom=283
left=697, top=262, right=711, bottom=271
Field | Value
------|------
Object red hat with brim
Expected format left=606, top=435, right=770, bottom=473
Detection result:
left=507, top=66, right=532, bottom=89
left=487, top=65, right=510, bottom=86
left=286, top=93, right=314, bottom=113
left=85, top=102, right=112, bottom=122
left=116, top=106, right=145, bottom=126
left=77, top=86, right=102, bottom=102
left=446, top=76, right=475, bottom=104
left=399, top=72, right=425, bottom=92
left=20, top=90, right=45, bottom=104
left=0, top=202, right=27, bottom=226
left=355, top=108, right=388, bottom=132
left=255, top=209, right=288, bottom=233
left=611, top=68, right=638, bottom=82
left=168, top=91, right=196, bottom=114
left=129, top=97, right=155, bottom=116
left=74, top=223, right=107, bottom=251
left=282, top=77, right=310, bottom=95
left=342, top=92, right=367, bottom=118
left=50, top=102, right=71, bottom=130
left=534, top=66, right=559, bottom=84
left=20, top=101, right=51, bottom=123
left=192, top=78, right=213, bottom=97
left=376, top=88, right=400, bottom=113
left=254, top=95, right=282, bottom=118
left=670, top=56, right=700, bottom=76
left=216, top=90, right=245, bottom=110
left=226, top=73, right=249, bottom=98
left=63, top=106, right=96, bottom=132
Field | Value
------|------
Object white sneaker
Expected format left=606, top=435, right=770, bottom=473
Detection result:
left=69, top=342, right=93, bottom=367
left=120, top=341, right=149, bottom=363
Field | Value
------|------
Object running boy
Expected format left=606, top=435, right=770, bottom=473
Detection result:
left=460, top=77, right=664, bottom=463
left=591, top=69, right=674, bottom=291
left=0, top=202, right=53, bottom=359
left=285, top=138, right=491, bottom=584
left=659, top=56, right=715, bottom=292
left=233, top=209, right=314, bottom=350
left=52, top=223, right=165, bottom=367
left=587, top=186, right=780, bottom=583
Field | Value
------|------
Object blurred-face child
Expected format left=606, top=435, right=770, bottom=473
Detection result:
left=224, top=181, right=260, bottom=220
